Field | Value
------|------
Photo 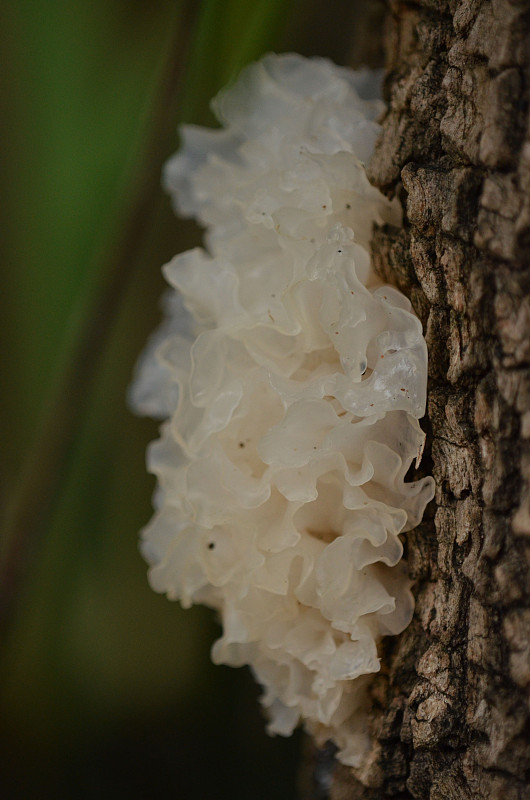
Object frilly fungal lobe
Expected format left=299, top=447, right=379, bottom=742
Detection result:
left=131, top=53, right=434, bottom=767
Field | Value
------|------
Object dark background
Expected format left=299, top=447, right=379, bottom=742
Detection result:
left=0, top=1, right=384, bottom=797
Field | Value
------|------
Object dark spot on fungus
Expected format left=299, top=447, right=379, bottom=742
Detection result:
left=239, top=442, right=245, bottom=448
left=345, top=203, right=351, bottom=209
left=208, top=542, right=215, bottom=550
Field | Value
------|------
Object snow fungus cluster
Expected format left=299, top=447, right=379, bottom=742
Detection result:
left=131, top=54, right=434, bottom=766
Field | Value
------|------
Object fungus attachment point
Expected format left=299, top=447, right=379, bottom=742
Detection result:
left=131, top=54, right=434, bottom=767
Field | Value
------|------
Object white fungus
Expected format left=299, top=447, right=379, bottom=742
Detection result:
left=131, top=53, right=435, bottom=767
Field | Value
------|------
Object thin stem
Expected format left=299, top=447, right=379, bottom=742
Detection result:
left=0, top=2, right=196, bottom=642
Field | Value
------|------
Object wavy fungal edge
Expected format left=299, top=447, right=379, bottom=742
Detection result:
left=131, top=53, right=434, bottom=767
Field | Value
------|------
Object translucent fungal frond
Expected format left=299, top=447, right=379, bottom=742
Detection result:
left=131, top=53, right=434, bottom=767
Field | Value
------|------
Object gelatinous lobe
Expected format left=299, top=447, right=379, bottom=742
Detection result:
left=131, top=54, right=434, bottom=766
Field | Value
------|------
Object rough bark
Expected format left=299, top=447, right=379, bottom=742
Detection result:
left=326, top=1, right=530, bottom=798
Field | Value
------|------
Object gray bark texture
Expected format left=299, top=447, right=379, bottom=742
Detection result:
left=325, top=0, right=530, bottom=798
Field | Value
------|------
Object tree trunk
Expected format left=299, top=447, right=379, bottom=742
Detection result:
left=322, top=1, right=530, bottom=798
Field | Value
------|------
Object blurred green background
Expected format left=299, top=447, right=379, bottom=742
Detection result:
left=0, top=1, right=384, bottom=797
